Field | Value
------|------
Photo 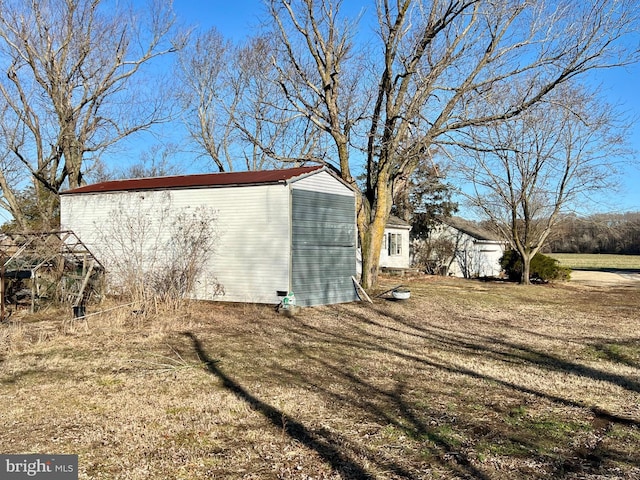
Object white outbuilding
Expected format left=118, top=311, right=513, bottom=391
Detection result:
left=60, top=166, right=360, bottom=307
left=429, top=217, right=506, bottom=278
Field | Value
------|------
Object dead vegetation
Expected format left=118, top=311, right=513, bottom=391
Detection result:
left=0, top=276, right=639, bottom=479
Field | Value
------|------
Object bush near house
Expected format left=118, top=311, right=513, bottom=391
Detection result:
left=411, top=237, right=456, bottom=275
left=501, top=250, right=572, bottom=282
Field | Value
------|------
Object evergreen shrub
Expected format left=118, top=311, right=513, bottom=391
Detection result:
left=500, top=250, right=571, bottom=282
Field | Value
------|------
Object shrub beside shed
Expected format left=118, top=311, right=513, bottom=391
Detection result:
left=60, top=166, right=359, bottom=307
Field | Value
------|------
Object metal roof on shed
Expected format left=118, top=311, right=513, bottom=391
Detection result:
left=61, top=166, right=325, bottom=194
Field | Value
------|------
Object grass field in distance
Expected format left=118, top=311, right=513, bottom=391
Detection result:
left=550, top=253, right=640, bottom=270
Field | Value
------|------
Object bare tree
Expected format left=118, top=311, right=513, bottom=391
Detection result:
left=85, top=143, right=184, bottom=183
left=411, top=235, right=456, bottom=275
left=177, top=29, right=322, bottom=171
left=122, top=144, right=183, bottom=179
left=0, top=0, right=186, bottom=229
left=0, top=105, right=29, bottom=229
left=546, top=211, right=640, bottom=254
left=453, top=84, right=631, bottom=283
left=266, top=0, right=640, bottom=289
left=177, top=28, right=235, bottom=171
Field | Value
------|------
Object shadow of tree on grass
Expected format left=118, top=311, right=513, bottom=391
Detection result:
left=179, top=288, right=639, bottom=479
left=278, top=303, right=639, bottom=477
left=182, top=331, right=418, bottom=479
left=182, top=329, right=494, bottom=479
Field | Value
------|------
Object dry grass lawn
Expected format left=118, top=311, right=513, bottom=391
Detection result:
left=1, top=276, right=639, bottom=479
left=550, top=253, right=640, bottom=270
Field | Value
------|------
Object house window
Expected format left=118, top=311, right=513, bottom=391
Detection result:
left=388, top=233, right=402, bottom=256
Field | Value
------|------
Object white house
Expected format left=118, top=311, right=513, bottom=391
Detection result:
left=60, top=166, right=360, bottom=307
left=379, top=215, right=412, bottom=270
left=429, top=217, right=506, bottom=278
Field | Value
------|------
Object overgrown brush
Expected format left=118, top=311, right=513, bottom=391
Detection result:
left=94, top=192, right=223, bottom=312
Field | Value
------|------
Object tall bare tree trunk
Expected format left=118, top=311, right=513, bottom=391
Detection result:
left=521, top=253, right=532, bottom=285
left=359, top=207, right=389, bottom=290
left=0, top=172, right=26, bottom=230
left=358, top=174, right=394, bottom=289
left=62, top=136, right=84, bottom=189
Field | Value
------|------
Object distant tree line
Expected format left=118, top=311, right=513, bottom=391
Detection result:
left=537, top=212, right=640, bottom=254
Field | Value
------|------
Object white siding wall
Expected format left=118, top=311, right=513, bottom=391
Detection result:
left=379, top=226, right=412, bottom=269
left=474, top=241, right=505, bottom=277
left=291, top=170, right=354, bottom=197
left=428, top=225, right=504, bottom=278
left=60, top=184, right=291, bottom=304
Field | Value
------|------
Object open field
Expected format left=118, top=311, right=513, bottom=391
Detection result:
left=1, top=276, right=639, bottom=479
left=549, top=253, right=640, bottom=271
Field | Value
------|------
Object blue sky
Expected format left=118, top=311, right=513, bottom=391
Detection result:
left=171, top=1, right=640, bottom=213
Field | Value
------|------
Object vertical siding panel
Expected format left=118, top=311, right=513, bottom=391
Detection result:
left=290, top=189, right=358, bottom=306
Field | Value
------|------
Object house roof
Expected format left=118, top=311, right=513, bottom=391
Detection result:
left=61, top=165, right=326, bottom=195
left=386, top=214, right=412, bottom=229
left=440, top=216, right=503, bottom=242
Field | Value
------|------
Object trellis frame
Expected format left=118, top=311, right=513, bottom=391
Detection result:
left=0, top=231, right=104, bottom=319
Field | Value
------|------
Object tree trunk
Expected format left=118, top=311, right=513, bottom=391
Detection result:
left=0, top=173, right=27, bottom=230
left=63, top=137, right=84, bottom=189
left=359, top=212, right=388, bottom=290
left=358, top=179, right=393, bottom=290
left=38, top=188, right=60, bottom=230
left=521, top=253, right=531, bottom=285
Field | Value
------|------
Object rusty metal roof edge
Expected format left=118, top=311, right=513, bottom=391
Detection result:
left=60, top=166, right=326, bottom=195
